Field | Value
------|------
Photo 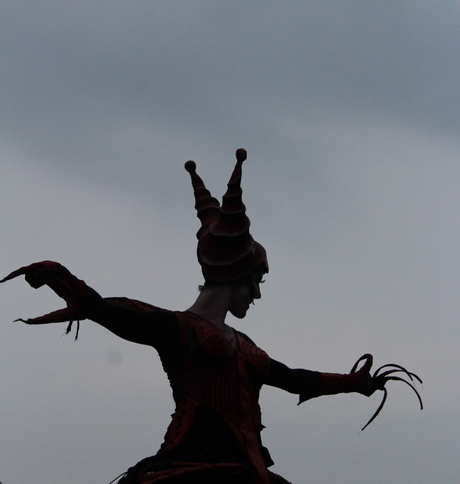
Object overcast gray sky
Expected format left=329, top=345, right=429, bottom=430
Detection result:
left=1, top=2, right=459, bottom=483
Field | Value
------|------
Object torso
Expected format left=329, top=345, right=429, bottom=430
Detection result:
left=155, top=311, right=272, bottom=483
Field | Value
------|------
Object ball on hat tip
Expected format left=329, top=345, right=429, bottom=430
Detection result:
left=235, top=148, right=247, bottom=162
left=184, top=160, right=196, bottom=172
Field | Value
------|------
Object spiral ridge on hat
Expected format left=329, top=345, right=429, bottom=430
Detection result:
left=185, top=149, right=268, bottom=283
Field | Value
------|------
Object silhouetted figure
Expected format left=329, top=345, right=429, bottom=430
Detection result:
left=2, top=150, right=421, bottom=484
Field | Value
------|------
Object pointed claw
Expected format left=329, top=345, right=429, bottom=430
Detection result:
left=374, top=363, right=423, bottom=384
left=383, top=376, right=424, bottom=410
left=377, top=368, right=423, bottom=385
left=65, top=320, right=80, bottom=341
left=0, top=267, right=29, bottom=284
left=350, top=354, right=373, bottom=374
left=362, top=387, right=388, bottom=431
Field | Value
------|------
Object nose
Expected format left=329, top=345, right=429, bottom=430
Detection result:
left=253, top=283, right=261, bottom=300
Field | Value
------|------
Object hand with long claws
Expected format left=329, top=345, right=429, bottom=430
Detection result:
left=350, top=354, right=423, bottom=431
left=0, top=261, right=88, bottom=339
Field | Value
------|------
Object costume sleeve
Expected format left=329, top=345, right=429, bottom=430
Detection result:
left=265, top=359, right=321, bottom=402
left=81, top=287, right=179, bottom=348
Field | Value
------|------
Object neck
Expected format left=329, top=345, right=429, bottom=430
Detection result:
left=186, top=284, right=233, bottom=328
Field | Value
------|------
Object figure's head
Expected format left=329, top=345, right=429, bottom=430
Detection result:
left=185, top=149, right=269, bottom=284
left=228, top=265, right=266, bottom=319
left=198, top=264, right=266, bottom=319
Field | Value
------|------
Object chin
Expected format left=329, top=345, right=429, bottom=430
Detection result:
left=231, top=308, right=248, bottom=319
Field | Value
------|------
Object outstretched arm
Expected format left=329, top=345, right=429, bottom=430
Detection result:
left=266, top=359, right=322, bottom=401
left=1, top=261, right=179, bottom=347
left=266, top=356, right=376, bottom=404
left=81, top=287, right=178, bottom=346
left=267, top=355, right=423, bottom=431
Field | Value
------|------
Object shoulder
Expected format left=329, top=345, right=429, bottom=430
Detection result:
left=236, top=330, right=256, bottom=345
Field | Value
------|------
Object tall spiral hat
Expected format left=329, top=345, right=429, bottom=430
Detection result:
left=185, top=148, right=268, bottom=283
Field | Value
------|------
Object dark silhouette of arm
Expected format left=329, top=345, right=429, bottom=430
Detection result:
left=82, top=287, right=179, bottom=347
left=266, top=359, right=321, bottom=399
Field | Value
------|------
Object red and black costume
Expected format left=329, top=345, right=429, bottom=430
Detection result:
left=79, top=290, right=321, bottom=484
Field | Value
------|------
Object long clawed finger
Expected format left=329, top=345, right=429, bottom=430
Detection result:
left=374, top=365, right=423, bottom=409
left=65, top=320, right=80, bottom=340
left=374, top=363, right=423, bottom=384
left=350, top=353, right=373, bottom=374
left=361, top=388, right=388, bottom=431
left=381, top=375, right=424, bottom=410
